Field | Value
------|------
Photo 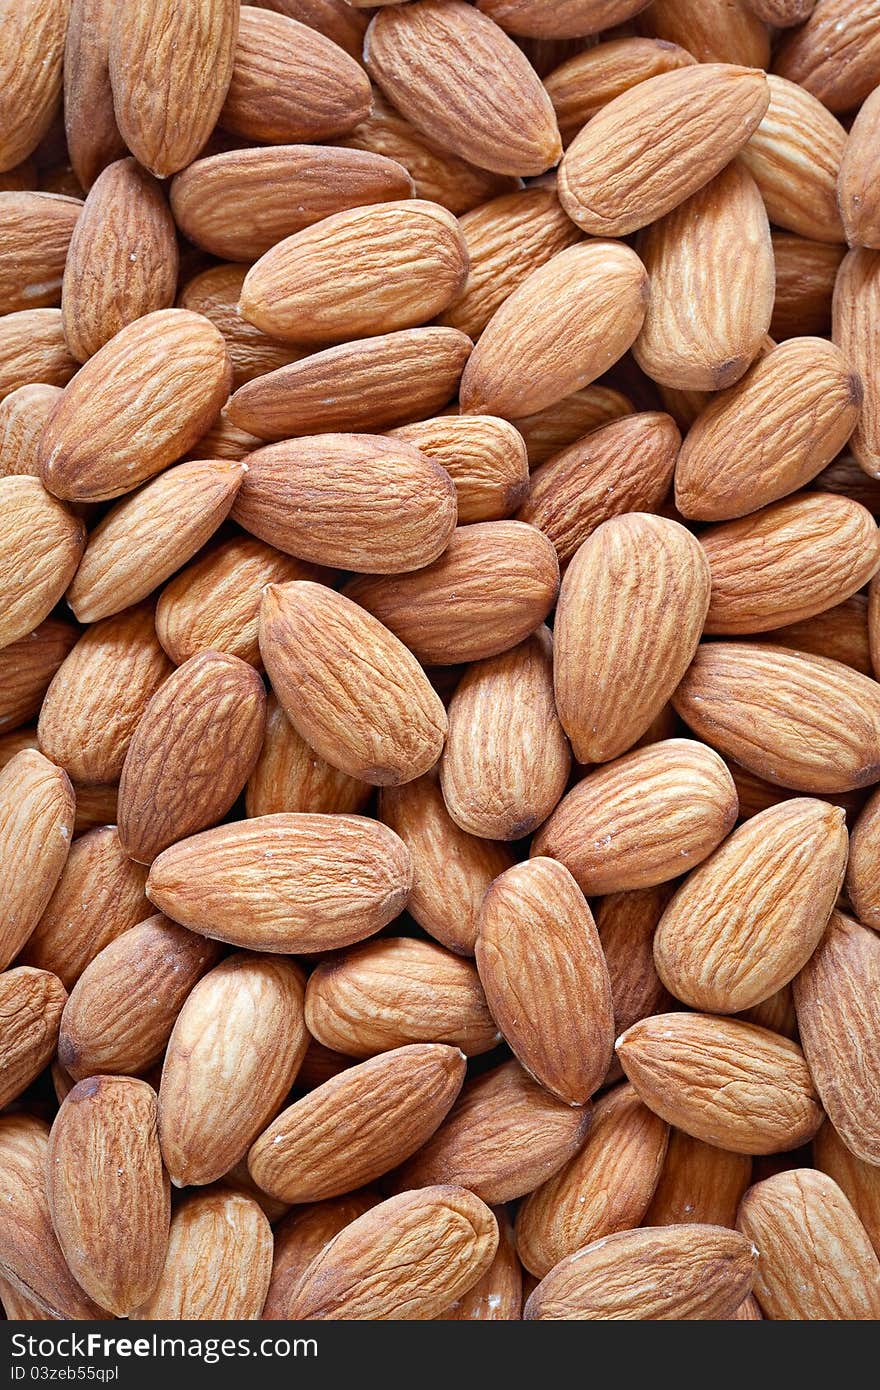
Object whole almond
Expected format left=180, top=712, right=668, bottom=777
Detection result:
left=655, top=799, right=847, bottom=1017
left=178, top=264, right=304, bottom=391
left=839, top=86, right=880, bottom=251
left=773, top=0, right=880, bottom=112
left=758, top=593, right=872, bottom=675
left=0, top=191, right=81, bottom=314
left=595, top=885, right=675, bottom=1046
left=639, top=0, right=770, bottom=64
left=245, top=692, right=370, bottom=819
left=0, top=619, right=78, bottom=734
left=146, top=813, right=412, bottom=954
left=848, top=785, right=880, bottom=929
left=616, top=1012, right=823, bottom=1155
left=0, top=967, right=66, bottom=1110
left=477, top=0, right=651, bottom=37
left=389, top=414, right=529, bottom=523
left=0, top=477, right=85, bottom=649
left=185, top=408, right=261, bottom=463
left=0, top=383, right=65, bottom=478
left=263, top=1192, right=379, bottom=1321
left=814, top=1119, right=880, bottom=1260
left=743, top=0, right=814, bottom=22
left=248, top=0, right=369, bottom=58
left=544, top=37, right=697, bottom=143
left=0, top=309, right=77, bottom=402
left=771, top=232, right=844, bottom=340
left=833, top=247, right=880, bottom=479
left=0, top=750, right=74, bottom=971
left=645, top=1130, right=752, bottom=1228
left=437, top=1205, right=522, bottom=1321
left=0, top=0, right=68, bottom=172
left=64, top=0, right=126, bottom=191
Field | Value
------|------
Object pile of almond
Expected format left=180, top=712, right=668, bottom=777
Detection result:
left=2, top=0, right=880, bottom=1325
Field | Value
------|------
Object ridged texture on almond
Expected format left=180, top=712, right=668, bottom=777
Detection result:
left=815, top=1119, right=880, bottom=1261
left=639, top=0, right=770, bottom=63
left=47, top=1077, right=170, bottom=1317
left=147, top=813, right=412, bottom=954
left=0, top=0, right=67, bottom=172
left=0, top=619, right=78, bottom=734
left=436, top=1205, right=521, bottom=1321
left=793, top=911, right=880, bottom=1166
left=178, top=263, right=304, bottom=391
left=0, top=383, right=64, bottom=478
left=595, top=885, right=674, bottom=1046
left=438, top=188, right=581, bottom=340
left=645, top=1130, right=752, bottom=1228
left=245, top=693, right=369, bottom=819
left=241, top=200, right=468, bottom=346
left=220, top=7, right=370, bottom=143
left=525, top=1223, right=757, bottom=1320
left=228, top=327, right=472, bottom=439
left=0, top=1116, right=106, bottom=1319
left=38, top=603, right=173, bottom=784
left=39, top=310, right=232, bottom=503
left=379, top=774, right=514, bottom=955
left=738, top=1169, right=880, bottom=1319
left=673, top=643, right=880, bottom=792
left=67, top=459, right=244, bottom=624
left=557, top=64, right=769, bottom=237
left=260, top=582, right=447, bottom=787
left=235, top=435, right=456, bottom=574
left=440, top=628, right=570, bottom=840
left=171, top=145, right=414, bottom=262
left=554, top=515, right=709, bottom=765
left=158, top=953, right=307, bottom=1187
left=544, top=36, right=696, bottom=142
left=760, top=595, right=872, bottom=678
left=849, top=786, right=880, bottom=929
left=0, top=967, right=66, bottom=1109
left=0, top=750, right=73, bottom=971
left=345, top=521, right=560, bottom=666
left=515, top=1083, right=667, bottom=1279
left=59, top=914, right=220, bottom=1081
left=476, top=859, right=612, bottom=1104
left=287, top=1186, right=499, bottom=1320
left=118, top=651, right=266, bottom=864
left=390, top=415, right=528, bottom=523
left=64, top=0, right=126, bottom=191
left=246, top=0, right=370, bottom=56
left=394, top=1060, right=591, bottom=1203
left=0, top=478, right=85, bottom=649
left=131, top=1190, right=272, bottom=1322
left=477, top=0, right=651, bottom=38
left=0, top=191, right=81, bottom=314
left=817, top=453, right=880, bottom=513
left=725, top=757, right=866, bottom=827
left=306, top=937, right=498, bottom=1059
left=771, top=232, right=844, bottom=340
left=365, top=0, right=561, bottom=177
left=249, top=1045, right=465, bottom=1202
left=654, top=799, right=848, bottom=1014
left=833, top=248, right=880, bottom=479
left=0, top=309, right=77, bottom=402
left=839, top=87, right=880, bottom=251
left=773, top=0, right=880, bottom=112
left=22, top=825, right=150, bottom=988
left=459, top=242, right=648, bottom=418
left=617, top=1013, right=823, bottom=1155
left=634, top=163, right=773, bottom=391
left=109, top=0, right=239, bottom=178
left=263, top=1192, right=379, bottom=1321
left=533, top=739, right=737, bottom=896
left=675, top=338, right=862, bottom=519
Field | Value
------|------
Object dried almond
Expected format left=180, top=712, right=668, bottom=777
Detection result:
left=0, top=383, right=64, bottom=478
left=838, top=86, right=880, bottom=251
left=595, top=885, right=675, bottom=1044
left=178, top=264, right=303, bottom=391
left=848, top=785, right=880, bottom=929
left=645, top=1130, right=752, bottom=1228
left=185, top=408, right=261, bottom=463
left=639, top=0, right=770, bottom=64
left=757, top=593, right=872, bottom=676
left=263, top=1192, right=378, bottom=1321
left=0, top=750, right=74, bottom=971
left=773, top=0, right=880, bottom=112
left=814, top=1119, right=880, bottom=1261
left=245, top=692, right=370, bottom=819
left=436, top=1206, right=521, bottom=1320
left=0, top=191, right=81, bottom=315
left=0, top=308, right=77, bottom=401
left=744, top=0, right=814, bottom=22
left=258, top=0, right=368, bottom=60
left=0, top=619, right=78, bottom=734
left=0, top=967, right=66, bottom=1110
left=477, top=0, right=652, bottom=38
left=0, top=0, right=68, bottom=172
left=544, top=37, right=696, bottom=143
left=389, top=414, right=529, bottom=523
left=64, top=0, right=126, bottom=192
left=833, top=247, right=880, bottom=480
left=0, top=477, right=85, bottom=648
left=770, top=232, right=844, bottom=340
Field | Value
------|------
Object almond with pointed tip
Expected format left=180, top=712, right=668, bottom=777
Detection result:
left=0, top=478, right=85, bottom=649
left=0, top=967, right=66, bottom=1110
left=0, top=191, right=82, bottom=315
left=0, top=309, right=77, bottom=402
left=833, top=247, right=880, bottom=480
left=773, top=0, right=880, bottom=112
left=0, top=750, right=74, bottom=971
left=389, top=415, right=529, bottom=523
left=0, top=0, right=68, bottom=173
left=544, top=36, right=697, bottom=142
left=0, top=619, right=78, bottom=734
left=64, top=0, right=126, bottom=191
left=0, top=383, right=64, bottom=478
left=645, top=1130, right=752, bottom=1229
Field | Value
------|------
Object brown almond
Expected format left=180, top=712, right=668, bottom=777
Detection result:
left=0, top=191, right=81, bottom=314
left=848, top=785, right=880, bottom=930
left=814, top=1119, right=880, bottom=1261
left=0, top=750, right=74, bottom=971
left=64, top=0, right=126, bottom=191
left=595, top=885, right=675, bottom=1044
left=645, top=1130, right=752, bottom=1228
left=184, top=408, right=261, bottom=463
left=0, top=967, right=66, bottom=1109
left=639, top=0, right=770, bottom=64
left=833, top=247, right=880, bottom=479
left=436, top=1205, right=522, bottom=1321
left=0, top=309, right=77, bottom=402
left=245, top=692, right=370, bottom=819
left=544, top=36, right=697, bottom=143
left=0, top=477, right=85, bottom=648
left=249, top=0, right=369, bottom=60
left=0, top=0, right=68, bottom=173
left=478, top=0, right=652, bottom=38
left=839, top=86, right=880, bottom=251
left=0, top=619, right=78, bottom=734
left=0, top=383, right=64, bottom=478
left=815, top=454, right=880, bottom=512
left=389, top=414, right=529, bottom=523
left=178, top=263, right=303, bottom=392
left=773, top=0, right=880, bottom=112
left=758, top=593, right=872, bottom=676
left=263, top=1192, right=379, bottom=1321
left=770, top=231, right=844, bottom=340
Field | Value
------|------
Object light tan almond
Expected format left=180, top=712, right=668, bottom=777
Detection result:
left=0, top=0, right=68, bottom=173
left=178, top=264, right=304, bottom=391
left=814, top=1119, right=880, bottom=1261
left=0, top=191, right=81, bottom=315
left=773, top=0, right=880, bottom=112
left=0, top=750, right=74, bottom=971
left=436, top=1206, right=521, bottom=1320
left=245, top=692, right=370, bottom=819
left=389, top=414, right=529, bottom=523
left=644, top=1130, right=752, bottom=1228
left=544, top=37, right=696, bottom=143
left=0, top=619, right=78, bottom=734
left=839, top=86, right=880, bottom=251
left=639, top=0, right=770, bottom=64
left=771, top=231, right=844, bottom=340
left=595, top=886, right=675, bottom=1044
left=758, top=593, right=872, bottom=676
left=477, top=0, right=651, bottom=37
left=0, top=967, right=66, bottom=1109
left=263, top=1192, right=379, bottom=1321
left=833, top=247, right=880, bottom=479
left=0, top=383, right=64, bottom=478
left=0, top=309, right=77, bottom=402
left=64, top=0, right=126, bottom=192
left=849, top=785, right=880, bottom=929
left=0, top=477, right=85, bottom=649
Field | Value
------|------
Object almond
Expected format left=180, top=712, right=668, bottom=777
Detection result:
left=616, top=1012, right=823, bottom=1155
left=477, top=0, right=652, bottom=38
left=814, top=1118, right=880, bottom=1260
left=258, top=0, right=369, bottom=60
left=185, top=408, right=261, bottom=463
left=70, top=782, right=119, bottom=839
left=158, top=953, right=307, bottom=1187
left=770, top=232, right=844, bottom=340
left=389, top=414, right=529, bottom=523
left=595, top=885, right=675, bottom=1044
left=0, top=0, right=68, bottom=172
left=245, top=692, right=370, bottom=819
left=0, top=383, right=64, bottom=478
left=833, top=247, right=880, bottom=479
left=724, top=756, right=867, bottom=826
left=815, top=453, right=880, bottom=511
left=644, top=1130, right=752, bottom=1228
left=739, top=981, right=799, bottom=1039
left=436, top=1206, right=522, bottom=1321
left=743, top=0, right=814, bottom=22
left=757, top=593, right=872, bottom=676
left=0, top=191, right=81, bottom=314
left=365, top=0, right=562, bottom=177
left=532, top=739, right=738, bottom=895
left=848, top=784, right=880, bottom=928
left=109, top=0, right=239, bottom=178
left=672, top=642, right=880, bottom=792
left=0, top=750, right=74, bottom=971
left=0, top=308, right=77, bottom=402
left=459, top=241, right=648, bottom=418
left=0, top=967, right=66, bottom=1110
left=839, top=86, right=880, bottom=251
left=0, top=619, right=78, bottom=734
left=544, top=36, right=697, bottom=143
left=0, top=477, right=85, bottom=648
left=557, top=64, right=770, bottom=237
left=146, top=813, right=412, bottom=954
left=639, top=0, right=770, bottom=64
left=178, top=264, right=303, bottom=390
left=773, top=0, right=880, bottom=112
left=263, top=1192, right=379, bottom=1321
left=64, top=0, right=126, bottom=191
left=655, top=799, right=847, bottom=1015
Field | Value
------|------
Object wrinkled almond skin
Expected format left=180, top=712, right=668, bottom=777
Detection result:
left=513, top=385, right=632, bottom=467
left=390, top=415, right=529, bottom=524
left=0, top=619, right=78, bottom=734
left=839, top=86, right=880, bottom=251
left=0, top=967, right=66, bottom=1110
left=0, top=477, right=85, bottom=650
left=0, top=191, right=81, bottom=315
left=554, top=515, right=710, bottom=765
left=477, top=0, right=650, bottom=38
left=595, top=885, right=675, bottom=1047
left=617, top=1013, right=823, bottom=1156
left=544, top=36, right=696, bottom=142
left=287, top=1187, right=499, bottom=1321
left=773, top=0, right=880, bottom=113
left=819, top=452, right=880, bottom=510
left=516, top=1084, right=669, bottom=1278
left=0, top=0, right=68, bottom=172
left=0, top=383, right=64, bottom=478
left=759, top=594, right=872, bottom=676
left=848, top=786, right=880, bottom=930
left=654, top=799, right=848, bottom=1015
left=814, top=1119, right=880, bottom=1261
left=47, top=1077, right=170, bottom=1318
left=0, top=750, right=74, bottom=971
left=833, top=247, right=880, bottom=480
left=263, top=1191, right=379, bottom=1321
left=532, top=739, right=738, bottom=896
left=178, top=263, right=304, bottom=392
left=0, top=309, right=77, bottom=402
left=639, top=0, right=770, bottom=64
left=245, top=693, right=370, bottom=819
left=645, top=1130, right=752, bottom=1229
left=770, top=232, right=844, bottom=341
left=64, top=0, right=126, bottom=191
left=436, top=1205, right=521, bottom=1321
left=365, top=1, right=562, bottom=178
left=159, top=953, right=307, bottom=1188
left=524, top=1224, right=758, bottom=1321
left=147, top=813, right=412, bottom=955
left=737, top=1169, right=880, bottom=1319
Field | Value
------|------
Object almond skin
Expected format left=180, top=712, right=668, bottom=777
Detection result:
left=524, top=1224, right=758, bottom=1321
left=554, top=515, right=710, bottom=765
left=345, top=521, right=560, bottom=666
left=833, top=247, right=880, bottom=479
left=459, top=241, right=648, bottom=418
left=263, top=1192, right=379, bottom=1321
left=245, top=692, right=370, bottom=819
left=109, top=0, right=239, bottom=178
left=118, top=651, right=266, bottom=864
left=616, top=1013, right=823, bottom=1155
left=0, top=191, right=82, bottom=314
left=595, top=885, right=675, bottom=1046
left=64, top=0, right=126, bottom=191
left=389, top=414, right=529, bottom=524
left=47, top=1076, right=170, bottom=1317
left=760, top=595, right=871, bottom=679
left=0, top=309, right=77, bottom=402
left=638, top=0, right=770, bottom=64
left=516, top=1083, right=668, bottom=1279
left=793, top=910, right=880, bottom=1166
left=773, top=0, right=880, bottom=112
left=477, top=0, right=651, bottom=38
left=39, top=309, right=232, bottom=503
left=644, top=1130, right=752, bottom=1228
left=146, top=813, right=412, bottom=954
left=306, top=937, right=498, bottom=1059
left=0, top=382, right=64, bottom=478
left=544, top=36, right=697, bottom=143
left=814, top=1119, right=880, bottom=1261
left=675, top=337, right=862, bottom=520
left=0, top=750, right=74, bottom=971
left=365, top=0, right=562, bottom=177
left=673, top=642, right=880, bottom=793
left=170, top=144, right=414, bottom=262
left=234, top=434, right=457, bottom=574
left=557, top=64, right=770, bottom=237
left=260, top=581, right=447, bottom=787
left=737, top=1169, right=880, bottom=1319
left=0, top=967, right=66, bottom=1110
left=771, top=232, right=844, bottom=340
left=839, top=86, right=880, bottom=251
left=848, top=786, right=880, bottom=930
left=178, top=263, right=304, bottom=392
left=437, top=1205, right=522, bottom=1321
left=287, top=1186, right=499, bottom=1321
left=654, top=799, right=848, bottom=1014
left=0, top=477, right=85, bottom=649
left=532, top=739, right=738, bottom=896
left=58, top=914, right=220, bottom=1081
left=0, top=619, right=78, bottom=734
left=379, top=773, right=514, bottom=955
left=0, top=0, right=68, bottom=172
left=158, top=953, right=307, bottom=1188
